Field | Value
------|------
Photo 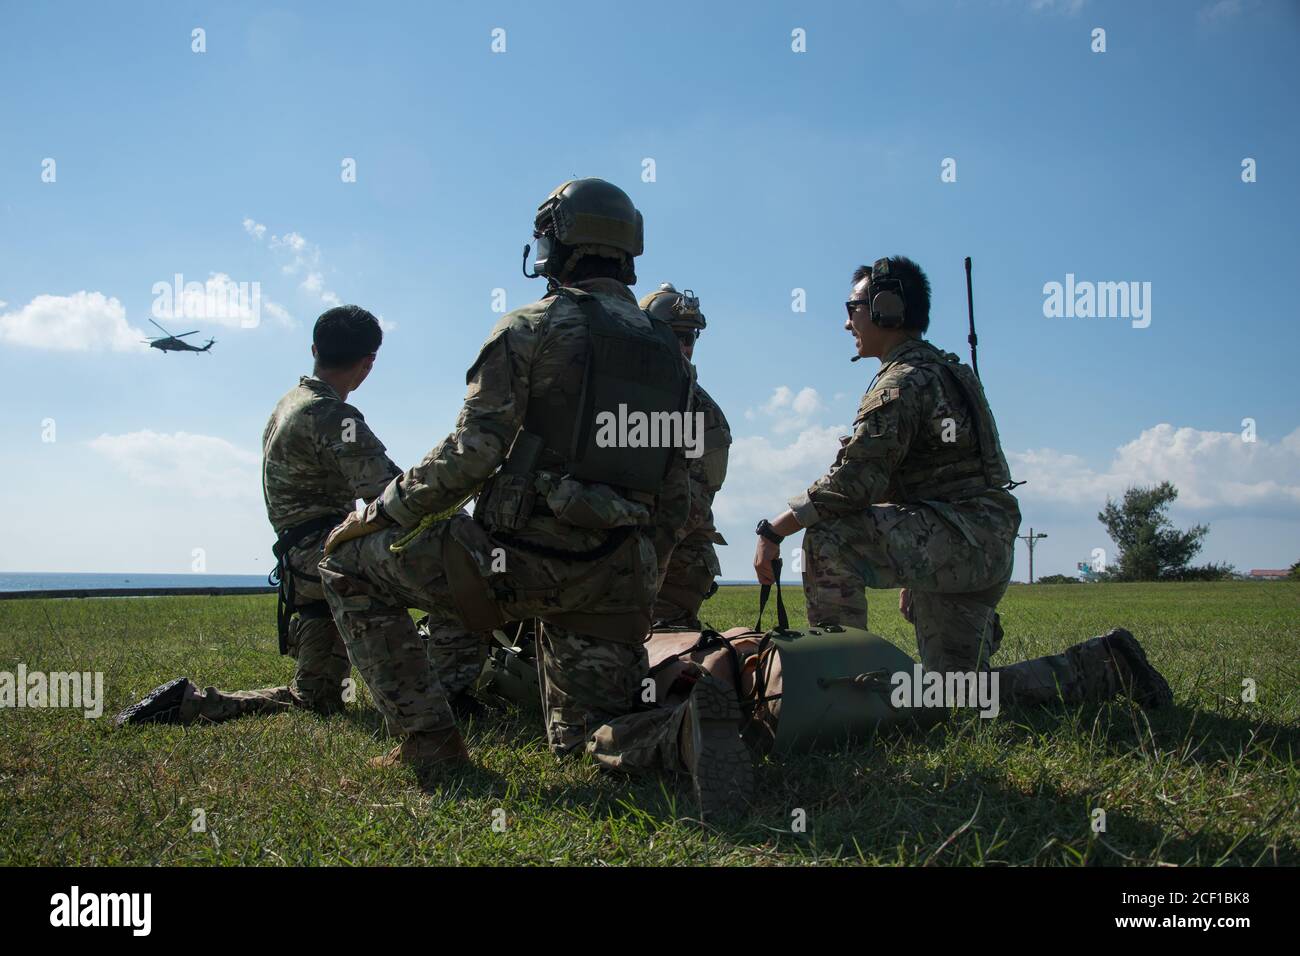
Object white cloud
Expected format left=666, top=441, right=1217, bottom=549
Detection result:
left=745, top=385, right=826, bottom=434
left=1010, top=424, right=1300, bottom=511
left=89, top=430, right=260, bottom=501
left=1198, top=0, right=1245, bottom=24
left=272, top=231, right=309, bottom=257
left=152, top=271, right=293, bottom=329
left=301, top=271, right=342, bottom=307
left=248, top=221, right=342, bottom=308
left=264, top=300, right=293, bottom=326
left=0, top=292, right=147, bottom=352
left=713, top=424, right=847, bottom=525
left=1028, top=0, right=1086, bottom=13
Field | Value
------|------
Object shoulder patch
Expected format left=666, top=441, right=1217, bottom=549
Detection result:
left=860, top=386, right=901, bottom=415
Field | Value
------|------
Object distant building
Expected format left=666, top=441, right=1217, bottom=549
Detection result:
left=1247, top=569, right=1290, bottom=581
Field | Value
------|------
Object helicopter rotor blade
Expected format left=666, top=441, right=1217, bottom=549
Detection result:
left=149, top=317, right=175, bottom=337
left=174, top=331, right=199, bottom=338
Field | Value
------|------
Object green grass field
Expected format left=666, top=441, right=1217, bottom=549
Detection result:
left=1, top=582, right=1296, bottom=866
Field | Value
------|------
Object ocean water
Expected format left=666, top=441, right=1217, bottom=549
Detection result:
left=0, top=572, right=272, bottom=593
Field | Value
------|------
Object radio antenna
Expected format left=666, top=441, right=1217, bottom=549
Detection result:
left=965, top=256, right=980, bottom=380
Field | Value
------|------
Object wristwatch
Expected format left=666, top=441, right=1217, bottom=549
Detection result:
left=755, top=519, right=784, bottom=545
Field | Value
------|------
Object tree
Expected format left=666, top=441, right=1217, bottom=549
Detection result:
left=1289, top=560, right=1300, bottom=581
left=1165, top=562, right=1235, bottom=582
left=1036, top=574, right=1080, bottom=584
left=1098, top=482, right=1208, bottom=582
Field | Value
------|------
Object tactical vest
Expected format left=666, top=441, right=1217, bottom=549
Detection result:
left=523, top=287, right=691, bottom=495
left=892, top=343, right=1014, bottom=502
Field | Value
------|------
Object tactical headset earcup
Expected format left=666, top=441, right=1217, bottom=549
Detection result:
left=870, top=290, right=906, bottom=328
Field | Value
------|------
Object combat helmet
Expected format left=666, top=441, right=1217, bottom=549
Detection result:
left=528, top=178, right=643, bottom=284
left=639, top=282, right=706, bottom=333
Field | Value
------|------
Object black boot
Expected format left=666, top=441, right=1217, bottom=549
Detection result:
left=1103, top=629, right=1173, bottom=709
left=114, top=677, right=193, bottom=726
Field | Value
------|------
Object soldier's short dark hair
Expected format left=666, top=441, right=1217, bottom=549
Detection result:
left=852, top=256, right=931, bottom=333
left=567, top=253, right=630, bottom=283
left=313, top=305, right=383, bottom=368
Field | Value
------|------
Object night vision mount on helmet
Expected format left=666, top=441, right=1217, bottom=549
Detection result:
left=639, top=282, right=706, bottom=332
left=523, top=178, right=644, bottom=285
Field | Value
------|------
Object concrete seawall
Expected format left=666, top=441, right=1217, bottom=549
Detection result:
left=0, top=587, right=276, bottom=601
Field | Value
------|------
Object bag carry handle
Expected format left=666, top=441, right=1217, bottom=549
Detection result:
left=755, top=557, right=790, bottom=633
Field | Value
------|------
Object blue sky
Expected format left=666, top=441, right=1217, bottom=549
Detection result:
left=1, top=0, right=1297, bottom=581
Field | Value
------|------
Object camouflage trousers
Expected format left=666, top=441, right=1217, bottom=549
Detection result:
left=178, top=612, right=350, bottom=723
left=319, top=514, right=684, bottom=772
left=652, top=530, right=722, bottom=630
left=801, top=497, right=1123, bottom=708
left=178, top=533, right=355, bottom=723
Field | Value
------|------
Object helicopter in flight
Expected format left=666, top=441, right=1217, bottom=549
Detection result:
left=142, top=318, right=215, bottom=353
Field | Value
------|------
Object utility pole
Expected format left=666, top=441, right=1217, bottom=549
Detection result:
left=1018, top=527, right=1048, bottom=583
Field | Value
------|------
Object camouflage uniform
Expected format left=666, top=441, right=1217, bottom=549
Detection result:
left=181, top=375, right=483, bottom=724
left=793, top=339, right=1132, bottom=708
left=319, top=278, right=696, bottom=769
left=652, top=384, right=730, bottom=628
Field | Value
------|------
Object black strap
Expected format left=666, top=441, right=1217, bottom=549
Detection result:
left=272, top=563, right=295, bottom=656
left=492, top=524, right=632, bottom=563
left=755, top=557, right=790, bottom=633
left=269, top=511, right=347, bottom=655
left=272, top=512, right=348, bottom=564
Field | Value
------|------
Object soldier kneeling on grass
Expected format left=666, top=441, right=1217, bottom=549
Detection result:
left=115, top=306, right=486, bottom=728
left=752, top=256, right=1173, bottom=715
left=315, top=179, right=753, bottom=820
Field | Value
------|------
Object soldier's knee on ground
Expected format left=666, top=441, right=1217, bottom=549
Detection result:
left=538, top=624, right=646, bottom=758
left=288, top=614, right=350, bottom=713
left=291, top=673, right=347, bottom=715
left=586, top=704, right=687, bottom=773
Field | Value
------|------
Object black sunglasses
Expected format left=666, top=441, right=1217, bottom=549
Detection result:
left=675, top=330, right=697, bottom=345
left=845, top=298, right=871, bottom=319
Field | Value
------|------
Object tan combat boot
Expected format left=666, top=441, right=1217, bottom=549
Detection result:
left=678, top=673, right=754, bottom=822
left=369, top=727, right=471, bottom=779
